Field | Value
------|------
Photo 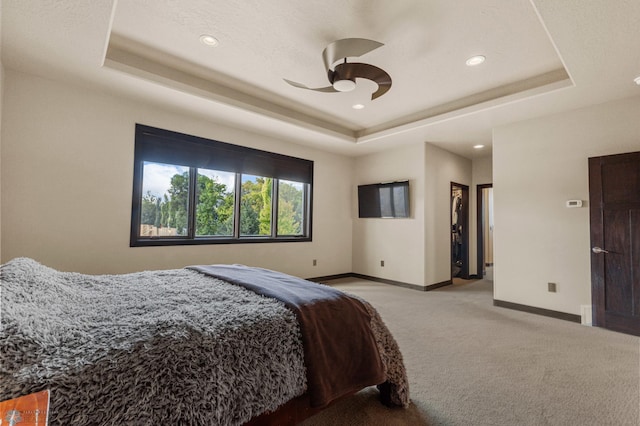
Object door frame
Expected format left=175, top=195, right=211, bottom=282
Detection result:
left=476, top=184, right=493, bottom=279
left=589, top=156, right=605, bottom=328
left=451, top=182, right=470, bottom=280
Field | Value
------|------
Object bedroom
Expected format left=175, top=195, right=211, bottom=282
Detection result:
left=1, top=0, right=640, bottom=424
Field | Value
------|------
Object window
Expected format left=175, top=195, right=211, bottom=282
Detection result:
left=277, top=180, right=305, bottom=236
left=131, top=125, right=313, bottom=246
left=195, top=168, right=235, bottom=237
left=240, top=174, right=271, bottom=237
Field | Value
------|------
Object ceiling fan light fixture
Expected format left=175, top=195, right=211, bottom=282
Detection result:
left=352, top=103, right=365, bottom=110
left=634, top=76, right=640, bottom=85
left=332, top=79, right=356, bottom=92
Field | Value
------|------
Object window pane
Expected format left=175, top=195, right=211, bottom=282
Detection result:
left=141, top=162, right=190, bottom=237
left=277, top=180, right=305, bottom=236
left=195, top=169, right=236, bottom=237
left=240, top=175, right=272, bottom=236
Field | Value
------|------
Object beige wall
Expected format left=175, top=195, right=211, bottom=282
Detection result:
left=1, top=70, right=354, bottom=276
left=472, top=156, right=492, bottom=185
left=352, top=143, right=425, bottom=286
left=493, top=95, right=640, bottom=315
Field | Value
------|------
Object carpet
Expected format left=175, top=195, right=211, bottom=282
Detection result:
left=303, top=278, right=640, bottom=426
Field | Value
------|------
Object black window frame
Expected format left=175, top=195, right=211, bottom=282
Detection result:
left=130, top=124, right=313, bottom=247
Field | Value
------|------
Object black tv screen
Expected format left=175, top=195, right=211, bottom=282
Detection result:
left=358, top=181, right=410, bottom=218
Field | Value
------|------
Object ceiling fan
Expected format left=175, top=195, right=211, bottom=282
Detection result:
left=284, top=38, right=392, bottom=100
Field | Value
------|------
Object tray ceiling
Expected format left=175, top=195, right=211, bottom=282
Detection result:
left=3, top=1, right=640, bottom=157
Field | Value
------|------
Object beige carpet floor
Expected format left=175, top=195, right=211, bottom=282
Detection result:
left=301, top=278, right=640, bottom=426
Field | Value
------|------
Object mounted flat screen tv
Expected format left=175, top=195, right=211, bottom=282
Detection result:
left=358, top=180, right=410, bottom=218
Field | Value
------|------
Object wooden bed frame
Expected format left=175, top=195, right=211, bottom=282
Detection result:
left=243, top=392, right=352, bottom=425
left=244, top=382, right=392, bottom=425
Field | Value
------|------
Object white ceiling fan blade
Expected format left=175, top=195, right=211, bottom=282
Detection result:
left=283, top=79, right=337, bottom=93
left=322, top=38, right=384, bottom=72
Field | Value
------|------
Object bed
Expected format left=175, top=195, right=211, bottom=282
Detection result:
left=0, top=258, right=409, bottom=425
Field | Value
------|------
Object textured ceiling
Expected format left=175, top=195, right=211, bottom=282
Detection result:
left=108, top=0, right=565, bottom=129
left=2, top=1, right=640, bottom=158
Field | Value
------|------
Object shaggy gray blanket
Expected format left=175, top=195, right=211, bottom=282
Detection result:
left=1, top=258, right=409, bottom=425
left=1, top=258, right=306, bottom=425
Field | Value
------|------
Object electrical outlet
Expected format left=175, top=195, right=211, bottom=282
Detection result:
left=313, top=259, right=317, bottom=266
left=548, top=282, right=557, bottom=293
left=381, top=260, right=385, bottom=267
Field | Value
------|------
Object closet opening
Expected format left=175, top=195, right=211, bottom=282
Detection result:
left=451, top=182, right=469, bottom=280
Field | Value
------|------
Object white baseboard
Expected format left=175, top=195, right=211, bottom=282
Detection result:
left=580, top=305, right=593, bottom=326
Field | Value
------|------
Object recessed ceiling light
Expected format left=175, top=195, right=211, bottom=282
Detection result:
left=352, top=104, right=365, bottom=110
left=634, top=76, right=640, bottom=85
left=200, top=34, right=219, bottom=47
left=473, top=144, right=485, bottom=149
left=466, top=55, right=486, bottom=66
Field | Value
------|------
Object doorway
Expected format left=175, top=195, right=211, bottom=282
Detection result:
left=451, top=182, right=469, bottom=279
left=476, top=184, right=494, bottom=280
left=589, top=151, right=640, bottom=336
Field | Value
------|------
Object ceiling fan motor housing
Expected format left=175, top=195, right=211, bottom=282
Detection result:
left=329, top=65, right=356, bottom=91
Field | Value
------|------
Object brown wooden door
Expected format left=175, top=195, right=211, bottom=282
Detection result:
left=589, top=151, right=640, bottom=336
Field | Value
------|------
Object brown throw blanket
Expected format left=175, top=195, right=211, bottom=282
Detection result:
left=188, top=264, right=386, bottom=407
